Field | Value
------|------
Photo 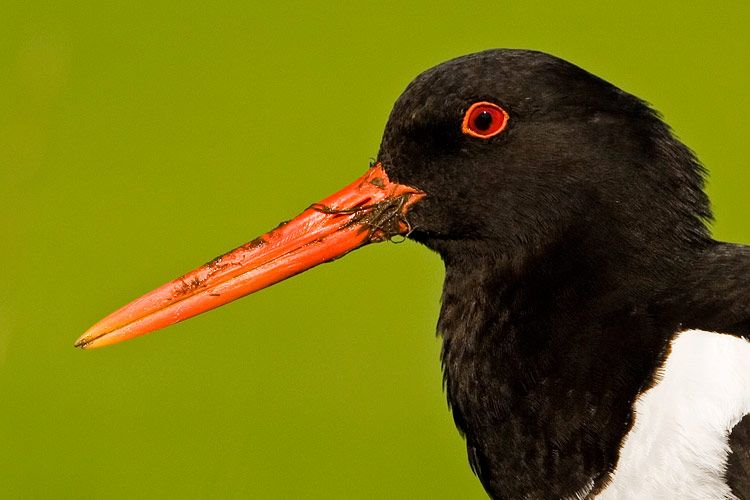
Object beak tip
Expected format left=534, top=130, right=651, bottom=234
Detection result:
left=74, top=331, right=97, bottom=349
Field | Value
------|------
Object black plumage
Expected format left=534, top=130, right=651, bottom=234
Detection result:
left=729, top=414, right=750, bottom=499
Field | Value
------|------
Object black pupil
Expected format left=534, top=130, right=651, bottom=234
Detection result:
left=473, top=111, right=493, bottom=131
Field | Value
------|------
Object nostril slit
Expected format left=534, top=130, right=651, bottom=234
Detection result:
left=351, top=198, right=373, bottom=209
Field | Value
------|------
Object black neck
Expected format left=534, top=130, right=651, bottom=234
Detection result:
left=436, top=231, right=700, bottom=499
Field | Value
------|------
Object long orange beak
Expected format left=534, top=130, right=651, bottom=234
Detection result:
left=75, top=164, right=424, bottom=350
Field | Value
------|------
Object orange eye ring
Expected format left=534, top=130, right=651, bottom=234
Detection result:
left=462, top=101, right=509, bottom=138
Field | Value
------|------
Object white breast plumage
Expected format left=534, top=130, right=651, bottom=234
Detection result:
left=596, top=330, right=750, bottom=499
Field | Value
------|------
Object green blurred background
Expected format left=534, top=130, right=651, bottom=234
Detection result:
left=2, top=1, right=749, bottom=499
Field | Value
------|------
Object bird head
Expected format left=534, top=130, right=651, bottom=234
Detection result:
left=379, top=49, right=711, bottom=264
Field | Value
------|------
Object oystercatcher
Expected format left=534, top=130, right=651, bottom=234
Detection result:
left=76, top=49, right=750, bottom=499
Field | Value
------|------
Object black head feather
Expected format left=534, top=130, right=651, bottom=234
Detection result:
left=379, top=49, right=711, bottom=264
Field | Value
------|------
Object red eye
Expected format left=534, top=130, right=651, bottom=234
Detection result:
left=462, top=101, right=509, bottom=138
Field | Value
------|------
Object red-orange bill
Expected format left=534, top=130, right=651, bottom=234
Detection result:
left=75, top=164, right=424, bottom=350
